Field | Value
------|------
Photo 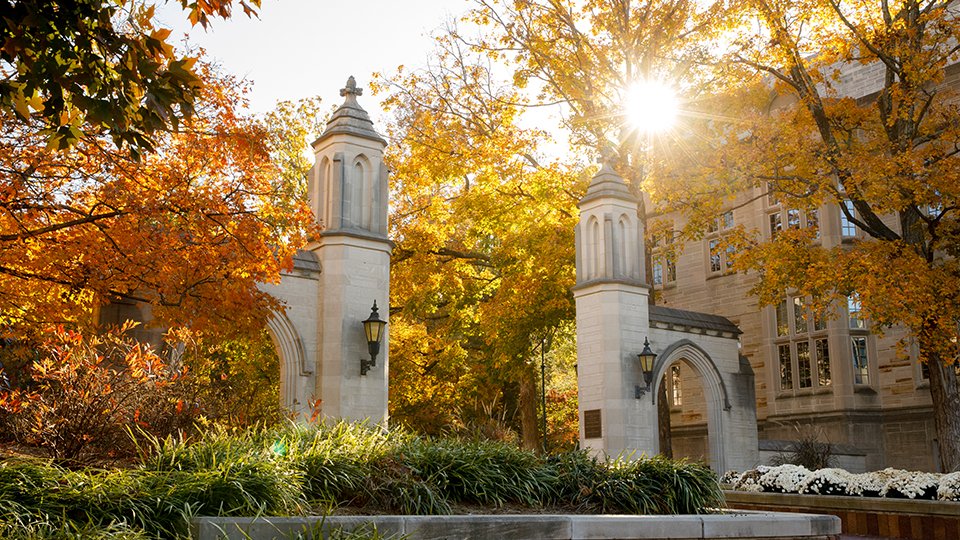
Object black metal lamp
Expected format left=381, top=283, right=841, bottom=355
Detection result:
left=635, top=337, right=657, bottom=398
left=360, top=301, right=387, bottom=376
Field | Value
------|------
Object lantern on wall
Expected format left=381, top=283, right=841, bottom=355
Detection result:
left=360, top=301, right=387, bottom=376
left=634, top=337, right=657, bottom=398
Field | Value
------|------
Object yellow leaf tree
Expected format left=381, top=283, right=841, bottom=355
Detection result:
left=649, top=0, right=960, bottom=470
left=374, top=34, right=583, bottom=449
left=432, top=0, right=960, bottom=468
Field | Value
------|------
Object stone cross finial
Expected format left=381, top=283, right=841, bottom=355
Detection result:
left=598, top=144, right=619, bottom=170
left=340, top=76, right=363, bottom=98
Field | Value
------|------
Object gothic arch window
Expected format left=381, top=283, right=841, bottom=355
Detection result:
left=348, top=155, right=371, bottom=230
left=618, top=214, right=632, bottom=278
left=588, top=216, right=601, bottom=280
left=370, top=163, right=384, bottom=233
left=318, top=157, right=331, bottom=228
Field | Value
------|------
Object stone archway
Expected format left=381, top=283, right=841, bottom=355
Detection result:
left=642, top=337, right=757, bottom=473
left=647, top=340, right=731, bottom=472
left=265, top=311, right=310, bottom=414
left=258, top=249, right=321, bottom=419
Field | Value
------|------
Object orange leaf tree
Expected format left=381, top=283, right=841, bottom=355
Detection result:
left=0, top=61, right=315, bottom=340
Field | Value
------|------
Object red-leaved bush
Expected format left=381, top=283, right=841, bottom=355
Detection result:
left=0, top=322, right=197, bottom=464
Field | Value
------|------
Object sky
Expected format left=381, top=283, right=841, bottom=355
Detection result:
left=156, top=0, right=474, bottom=120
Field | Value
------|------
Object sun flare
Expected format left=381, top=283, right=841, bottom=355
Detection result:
left=625, top=80, right=679, bottom=134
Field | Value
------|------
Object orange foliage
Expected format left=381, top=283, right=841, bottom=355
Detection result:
left=0, top=61, right=315, bottom=339
left=0, top=322, right=196, bottom=463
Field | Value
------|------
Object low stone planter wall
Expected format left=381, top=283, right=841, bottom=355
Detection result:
left=190, top=512, right=840, bottom=540
left=724, top=490, right=960, bottom=539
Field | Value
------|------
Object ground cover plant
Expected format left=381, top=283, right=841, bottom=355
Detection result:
left=724, top=465, right=960, bottom=501
left=1, top=422, right=723, bottom=538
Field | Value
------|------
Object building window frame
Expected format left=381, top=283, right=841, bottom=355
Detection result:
left=705, top=211, right=735, bottom=275
left=768, top=206, right=820, bottom=241
left=670, top=364, right=683, bottom=408
left=840, top=200, right=858, bottom=239
left=851, top=336, right=870, bottom=385
left=774, top=295, right=832, bottom=393
left=846, top=293, right=872, bottom=387
left=651, top=227, right=677, bottom=288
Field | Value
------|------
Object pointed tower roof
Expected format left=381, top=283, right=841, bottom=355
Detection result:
left=314, top=76, right=386, bottom=146
left=579, top=147, right=638, bottom=206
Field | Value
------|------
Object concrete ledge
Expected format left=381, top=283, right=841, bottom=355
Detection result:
left=190, top=511, right=841, bottom=540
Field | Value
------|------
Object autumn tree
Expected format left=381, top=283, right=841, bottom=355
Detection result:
left=0, top=60, right=316, bottom=340
left=374, top=34, right=583, bottom=450
left=426, top=0, right=960, bottom=469
left=437, top=0, right=725, bottom=453
left=0, top=0, right=260, bottom=156
left=466, top=0, right=724, bottom=185
left=639, top=0, right=960, bottom=470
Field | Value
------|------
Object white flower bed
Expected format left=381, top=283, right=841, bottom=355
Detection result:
left=936, top=471, right=960, bottom=501
left=728, top=465, right=960, bottom=501
left=798, top=468, right=855, bottom=496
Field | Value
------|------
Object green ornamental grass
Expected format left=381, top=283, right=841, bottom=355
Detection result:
left=1, top=421, right=723, bottom=538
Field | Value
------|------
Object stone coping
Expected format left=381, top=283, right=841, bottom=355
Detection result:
left=724, top=490, right=959, bottom=517
left=191, top=511, right=840, bottom=539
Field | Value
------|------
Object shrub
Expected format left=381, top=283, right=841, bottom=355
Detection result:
left=0, top=521, right=150, bottom=540
left=3, top=422, right=726, bottom=537
left=0, top=324, right=196, bottom=464
left=879, top=470, right=939, bottom=500
left=544, top=450, right=607, bottom=509
left=591, top=458, right=658, bottom=513
left=757, top=464, right=810, bottom=493
left=642, top=456, right=725, bottom=514
left=141, top=426, right=307, bottom=520
left=770, top=428, right=835, bottom=470
left=276, top=421, right=402, bottom=504
left=798, top=468, right=855, bottom=496
left=0, top=458, right=65, bottom=529
left=937, top=471, right=960, bottom=501
left=366, top=470, right=451, bottom=515
left=732, top=464, right=960, bottom=501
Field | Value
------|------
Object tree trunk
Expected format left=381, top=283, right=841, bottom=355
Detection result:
left=518, top=368, right=541, bottom=452
left=658, top=377, right=673, bottom=458
left=922, top=332, right=960, bottom=472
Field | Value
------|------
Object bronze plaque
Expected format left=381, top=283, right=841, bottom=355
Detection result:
left=583, top=409, right=602, bottom=439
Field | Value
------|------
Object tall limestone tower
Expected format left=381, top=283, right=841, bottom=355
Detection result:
left=573, top=154, right=652, bottom=456
left=307, top=76, right=391, bottom=423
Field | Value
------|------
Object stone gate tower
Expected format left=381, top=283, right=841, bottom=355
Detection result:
left=573, top=155, right=652, bottom=456
left=307, top=76, right=391, bottom=423
left=573, top=154, right=759, bottom=471
left=105, top=77, right=393, bottom=424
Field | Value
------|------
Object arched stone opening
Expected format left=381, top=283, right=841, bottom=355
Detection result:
left=265, top=310, right=310, bottom=414
left=648, top=339, right=732, bottom=472
left=656, top=358, right=708, bottom=462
